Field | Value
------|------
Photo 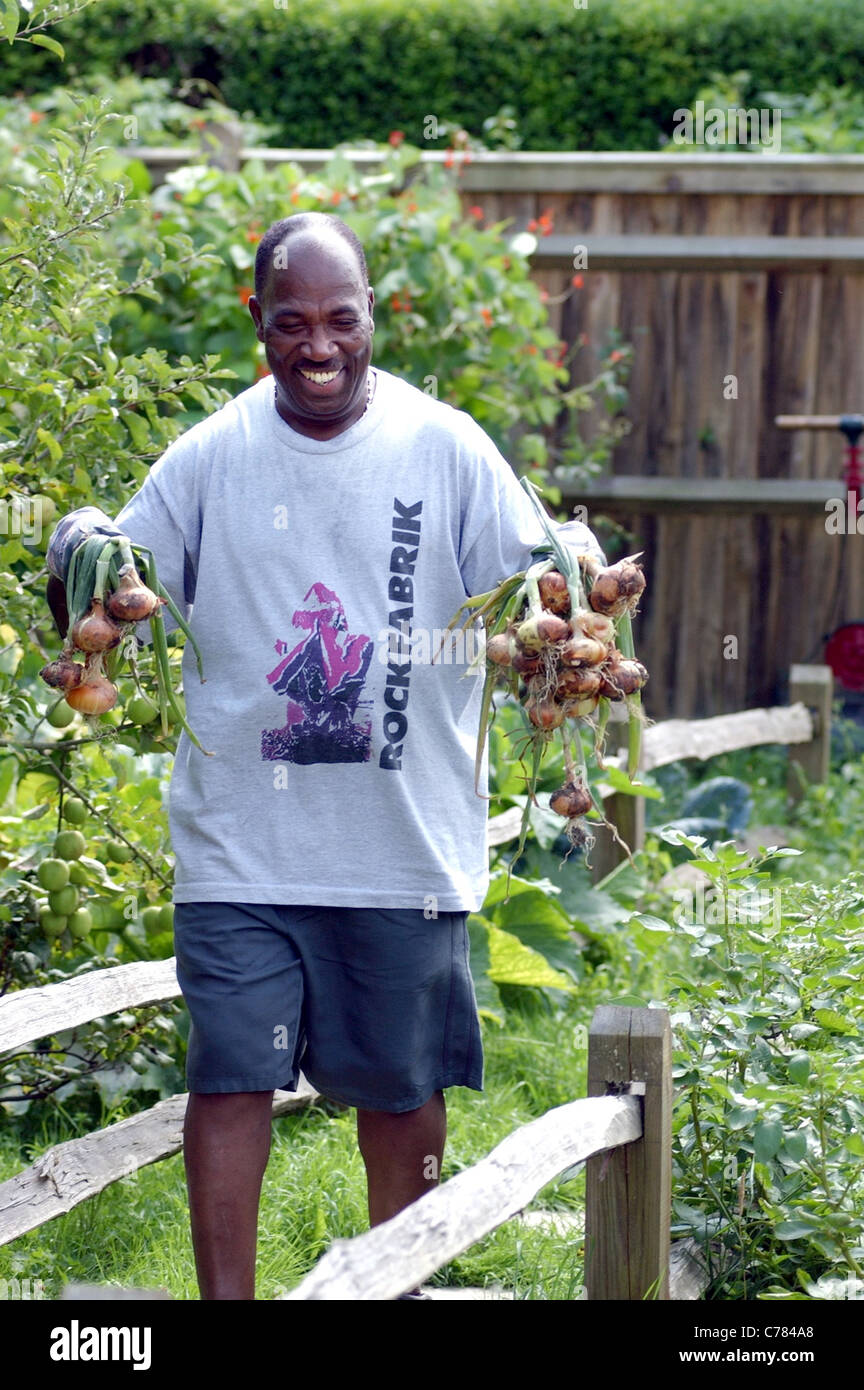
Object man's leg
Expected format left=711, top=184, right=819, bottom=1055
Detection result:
left=356, top=1088, right=446, bottom=1226
left=183, top=1089, right=274, bottom=1301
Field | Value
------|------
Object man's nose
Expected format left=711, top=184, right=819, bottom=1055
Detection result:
left=303, top=324, right=337, bottom=359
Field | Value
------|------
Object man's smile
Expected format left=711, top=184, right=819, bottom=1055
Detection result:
left=298, top=367, right=343, bottom=384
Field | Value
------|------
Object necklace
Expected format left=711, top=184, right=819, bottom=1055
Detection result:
left=274, top=369, right=376, bottom=420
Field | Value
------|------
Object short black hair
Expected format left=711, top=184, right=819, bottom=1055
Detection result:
left=253, top=212, right=369, bottom=302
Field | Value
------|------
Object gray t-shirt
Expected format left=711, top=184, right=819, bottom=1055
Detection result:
left=53, top=369, right=604, bottom=911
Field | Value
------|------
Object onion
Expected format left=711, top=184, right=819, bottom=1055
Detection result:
left=538, top=571, right=571, bottom=615
left=556, top=667, right=602, bottom=699
left=106, top=564, right=162, bottom=623
left=599, top=658, right=648, bottom=698
left=526, top=697, right=566, bottom=730
left=40, top=655, right=84, bottom=691
left=536, top=612, right=571, bottom=645
left=588, top=560, right=646, bottom=618
left=512, top=645, right=543, bottom=675
left=560, top=636, right=608, bottom=667
left=485, top=633, right=513, bottom=666
left=515, top=615, right=544, bottom=652
left=550, top=781, right=592, bottom=818
left=70, top=598, right=123, bottom=653
left=574, top=610, right=615, bottom=644
left=66, top=674, right=118, bottom=715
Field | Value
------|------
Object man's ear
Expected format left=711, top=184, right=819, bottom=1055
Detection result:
left=248, top=295, right=265, bottom=342
left=367, top=285, right=375, bottom=331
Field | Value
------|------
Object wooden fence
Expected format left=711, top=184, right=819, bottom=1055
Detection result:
left=1, top=986, right=687, bottom=1300
left=137, top=141, right=864, bottom=719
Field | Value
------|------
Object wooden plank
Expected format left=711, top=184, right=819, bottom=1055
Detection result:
left=788, top=665, right=833, bottom=799
left=0, top=959, right=180, bottom=1055
left=585, top=1005, right=672, bottom=1300
left=533, top=235, right=864, bottom=272
left=281, top=1094, right=641, bottom=1300
left=0, top=1084, right=319, bottom=1248
left=641, top=702, right=813, bottom=770
left=133, top=149, right=864, bottom=195
left=562, top=476, right=844, bottom=512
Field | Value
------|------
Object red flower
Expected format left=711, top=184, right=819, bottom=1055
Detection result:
left=237, top=286, right=253, bottom=306
left=609, top=348, right=624, bottom=363
left=480, top=307, right=493, bottom=326
left=468, top=206, right=484, bottom=220
left=173, top=191, right=183, bottom=201
left=290, top=189, right=301, bottom=204
left=189, top=118, right=206, bottom=132
left=536, top=209, right=554, bottom=236
left=331, top=190, right=342, bottom=205
left=405, top=200, right=418, bottom=213
left=443, top=150, right=455, bottom=169
left=29, top=111, right=45, bottom=125
left=390, top=293, right=403, bottom=312
left=539, top=289, right=549, bottom=302
left=524, top=344, right=538, bottom=356
left=246, top=230, right=261, bottom=244
left=152, top=211, right=163, bottom=222
left=571, top=274, right=584, bottom=289
left=388, top=130, right=405, bottom=147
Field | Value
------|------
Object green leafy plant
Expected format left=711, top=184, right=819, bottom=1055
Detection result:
left=630, top=831, right=864, bottom=1299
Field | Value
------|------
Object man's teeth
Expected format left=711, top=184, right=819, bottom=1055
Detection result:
left=300, top=369, right=340, bottom=383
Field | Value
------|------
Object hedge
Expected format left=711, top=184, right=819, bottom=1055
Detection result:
left=5, top=0, right=864, bottom=150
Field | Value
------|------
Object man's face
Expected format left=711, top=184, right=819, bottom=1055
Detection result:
left=248, top=235, right=374, bottom=441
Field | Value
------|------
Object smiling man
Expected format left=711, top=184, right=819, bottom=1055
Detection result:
left=46, top=211, right=604, bottom=1300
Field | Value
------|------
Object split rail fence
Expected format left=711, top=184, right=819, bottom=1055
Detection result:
left=0, top=664, right=833, bottom=1297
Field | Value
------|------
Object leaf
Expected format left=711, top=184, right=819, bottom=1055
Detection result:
left=0, top=1, right=19, bottom=44
left=788, top=1052, right=811, bottom=1084
left=629, top=913, right=672, bottom=933
left=28, top=32, right=64, bottom=59
left=814, top=1008, right=857, bottom=1035
left=753, top=1120, right=783, bottom=1162
left=594, top=766, right=662, bottom=799
left=775, top=1218, right=822, bottom=1240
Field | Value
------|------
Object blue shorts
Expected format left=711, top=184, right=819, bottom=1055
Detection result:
left=172, top=902, right=485, bottom=1113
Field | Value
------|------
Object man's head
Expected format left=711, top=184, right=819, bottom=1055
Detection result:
left=248, top=213, right=375, bottom=441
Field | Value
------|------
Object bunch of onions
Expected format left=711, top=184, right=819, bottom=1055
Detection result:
left=441, top=476, right=649, bottom=883
left=40, top=532, right=211, bottom=754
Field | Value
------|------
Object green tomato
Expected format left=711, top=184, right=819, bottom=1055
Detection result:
left=54, top=830, right=86, bottom=860
left=159, top=903, right=175, bottom=932
left=68, top=907, right=93, bottom=940
left=106, top=840, right=134, bottom=864
left=46, top=701, right=76, bottom=729
left=40, top=908, right=67, bottom=939
left=37, top=858, right=70, bottom=892
left=62, top=796, right=87, bottom=825
left=141, top=906, right=163, bottom=932
left=49, top=885, right=80, bottom=916
left=126, top=696, right=159, bottom=725
left=68, top=861, right=90, bottom=886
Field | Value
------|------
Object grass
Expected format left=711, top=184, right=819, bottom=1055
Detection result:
left=0, top=992, right=595, bottom=1301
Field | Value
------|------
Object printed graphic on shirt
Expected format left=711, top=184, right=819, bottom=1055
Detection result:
left=261, top=581, right=373, bottom=764
left=379, top=497, right=423, bottom=772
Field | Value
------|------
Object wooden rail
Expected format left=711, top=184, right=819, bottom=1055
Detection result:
left=132, top=145, right=864, bottom=195
left=487, top=665, right=832, bottom=880
left=280, top=1005, right=668, bottom=1301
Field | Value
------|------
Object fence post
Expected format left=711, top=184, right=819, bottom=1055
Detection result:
left=787, top=663, right=833, bottom=802
left=585, top=1005, right=672, bottom=1300
left=590, top=711, right=645, bottom=883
